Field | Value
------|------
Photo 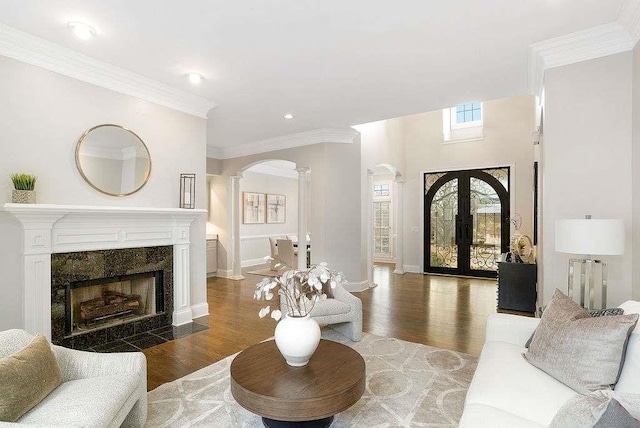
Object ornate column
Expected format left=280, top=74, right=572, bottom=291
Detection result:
left=367, top=169, right=375, bottom=286
left=296, top=167, right=310, bottom=270
left=231, top=173, right=245, bottom=280
left=393, top=178, right=405, bottom=274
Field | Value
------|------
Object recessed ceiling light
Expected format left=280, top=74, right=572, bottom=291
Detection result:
left=187, top=72, right=205, bottom=84
left=284, top=114, right=295, bottom=120
left=67, top=22, right=95, bottom=40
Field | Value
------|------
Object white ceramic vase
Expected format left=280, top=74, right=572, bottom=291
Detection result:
left=274, top=314, right=321, bottom=367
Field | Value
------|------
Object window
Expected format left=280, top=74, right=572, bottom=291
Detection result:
left=373, top=183, right=390, bottom=196
left=443, top=102, right=484, bottom=142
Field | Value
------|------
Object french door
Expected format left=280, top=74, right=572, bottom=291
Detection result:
left=424, top=167, right=510, bottom=278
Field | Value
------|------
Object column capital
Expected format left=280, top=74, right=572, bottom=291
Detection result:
left=367, top=169, right=375, bottom=177
left=296, top=167, right=310, bottom=174
left=395, top=177, right=406, bottom=184
left=232, top=172, right=243, bottom=180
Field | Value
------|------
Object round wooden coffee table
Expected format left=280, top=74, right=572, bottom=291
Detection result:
left=230, top=339, right=366, bottom=427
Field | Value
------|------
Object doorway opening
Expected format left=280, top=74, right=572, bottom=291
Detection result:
left=424, top=167, right=510, bottom=278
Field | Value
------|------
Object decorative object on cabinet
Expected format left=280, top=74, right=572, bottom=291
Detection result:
left=179, top=173, right=196, bottom=209
left=555, top=216, right=625, bottom=310
left=10, top=173, right=37, bottom=203
left=243, top=192, right=265, bottom=224
left=266, top=194, right=286, bottom=223
left=75, top=124, right=151, bottom=196
left=497, top=261, right=537, bottom=312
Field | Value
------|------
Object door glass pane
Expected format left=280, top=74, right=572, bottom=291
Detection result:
left=430, top=178, right=458, bottom=268
left=373, top=201, right=392, bottom=257
left=470, top=177, right=500, bottom=271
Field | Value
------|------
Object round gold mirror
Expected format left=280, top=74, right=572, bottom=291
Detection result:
left=75, top=124, right=152, bottom=196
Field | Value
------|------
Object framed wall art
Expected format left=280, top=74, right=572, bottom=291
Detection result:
left=266, top=194, right=286, bottom=224
left=243, top=192, right=266, bottom=224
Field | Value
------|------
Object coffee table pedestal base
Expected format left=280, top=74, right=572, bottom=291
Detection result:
left=262, top=416, right=334, bottom=428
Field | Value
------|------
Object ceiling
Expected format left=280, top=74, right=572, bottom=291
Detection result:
left=0, top=0, right=628, bottom=150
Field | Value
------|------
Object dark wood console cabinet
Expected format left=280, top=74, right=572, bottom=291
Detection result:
left=497, top=262, right=537, bottom=312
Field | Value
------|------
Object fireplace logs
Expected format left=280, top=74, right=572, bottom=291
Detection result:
left=80, top=290, right=141, bottom=323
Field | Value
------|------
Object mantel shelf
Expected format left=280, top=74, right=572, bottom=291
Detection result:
left=1, top=203, right=207, bottom=217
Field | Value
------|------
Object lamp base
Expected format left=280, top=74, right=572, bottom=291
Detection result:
left=567, top=258, right=607, bottom=310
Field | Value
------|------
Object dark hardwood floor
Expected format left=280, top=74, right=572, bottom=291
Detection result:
left=143, top=264, right=501, bottom=391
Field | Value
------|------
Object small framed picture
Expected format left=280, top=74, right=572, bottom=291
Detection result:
left=243, top=192, right=266, bottom=224
left=266, top=194, right=286, bottom=224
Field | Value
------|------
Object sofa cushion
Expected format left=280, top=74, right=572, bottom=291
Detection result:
left=459, top=403, right=545, bottom=428
left=524, top=289, right=638, bottom=394
left=19, top=374, right=139, bottom=426
left=464, top=340, right=577, bottom=426
left=0, top=334, right=63, bottom=422
left=550, top=391, right=640, bottom=428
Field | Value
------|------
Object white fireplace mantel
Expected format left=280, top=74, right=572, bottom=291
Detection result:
left=1, top=203, right=207, bottom=339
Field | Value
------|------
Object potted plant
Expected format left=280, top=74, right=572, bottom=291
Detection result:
left=10, top=173, right=37, bottom=204
left=254, top=261, right=345, bottom=366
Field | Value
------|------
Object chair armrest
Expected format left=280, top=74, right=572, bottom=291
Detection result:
left=52, top=345, right=146, bottom=383
left=485, top=313, right=540, bottom=347
left=332, top=283, right=362, bottom=312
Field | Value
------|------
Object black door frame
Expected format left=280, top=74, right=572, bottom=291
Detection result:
left=424, top=168, right=510, bottom=278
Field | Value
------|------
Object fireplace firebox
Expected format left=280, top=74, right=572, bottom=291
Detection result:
left=66, top=271, right=164, bottom=336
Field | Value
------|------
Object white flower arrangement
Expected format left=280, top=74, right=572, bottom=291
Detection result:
left=254, top=261, right=345, bottom=321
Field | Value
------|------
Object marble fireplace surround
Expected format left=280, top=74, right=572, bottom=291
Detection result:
left=1, top=203, right=207, bottom=341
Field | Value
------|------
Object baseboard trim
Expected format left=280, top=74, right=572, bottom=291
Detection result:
left=242, top=258, right=267, bottom=268
left=191, top=302, right=209, bottom=319
left=403, top=265, right=421, bottom=273
left=343, top=280, right=369, bottom=292
left=215, top=269, right=233, bottom=278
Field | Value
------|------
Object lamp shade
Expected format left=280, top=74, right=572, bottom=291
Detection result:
left=555, top=219, right=625, bottom=255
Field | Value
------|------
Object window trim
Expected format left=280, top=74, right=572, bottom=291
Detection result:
left=443, top=103, right=484, bottom=143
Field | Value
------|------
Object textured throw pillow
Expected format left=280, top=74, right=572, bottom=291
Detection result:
left=550, top=391, right=640, bottom=428
left=0, top=335, right=63, bottom=422
left=525, top=307, right=626, bottom=348
left=524, top=289, right=638, bottom=394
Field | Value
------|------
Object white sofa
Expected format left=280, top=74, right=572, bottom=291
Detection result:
left=460, top=307, right=640, bottom=427
left=0, top=329, right=147, bottom=427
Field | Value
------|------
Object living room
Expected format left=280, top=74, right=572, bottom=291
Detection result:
left=2, top=1, right=640, bottom=427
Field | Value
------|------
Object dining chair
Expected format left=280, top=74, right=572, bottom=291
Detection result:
left=276, top=239, right=298, bottom=269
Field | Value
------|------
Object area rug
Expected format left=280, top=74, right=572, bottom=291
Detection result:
left=146, top=330, right=477, bottom=427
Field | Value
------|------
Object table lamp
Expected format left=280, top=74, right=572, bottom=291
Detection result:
left=555, top=217, right=624, bottom=310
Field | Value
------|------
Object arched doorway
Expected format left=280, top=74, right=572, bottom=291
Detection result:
left=424, top=167, right=510, bottom=278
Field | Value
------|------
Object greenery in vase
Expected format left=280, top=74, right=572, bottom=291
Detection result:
left=254, top=261, right=345, bottom=321
left=10, top=174, right=37, bottom=191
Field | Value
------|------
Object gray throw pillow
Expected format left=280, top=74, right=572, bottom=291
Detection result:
left=524, top=289, right=638, bottom=394
left=550, top=391, right=640, bottom=428
left=525, top=307, right=626, bottom=348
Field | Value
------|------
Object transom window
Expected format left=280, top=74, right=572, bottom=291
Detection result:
left=455, top=103, right=482, bottom=124
left=443, top=101, right=484, bottom=142
left=373, top=184, right=390, bottom=196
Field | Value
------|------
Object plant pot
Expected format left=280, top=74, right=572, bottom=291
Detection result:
left=12, top=189, right=36, bottom=204
left=274, top=314, right=321, bottom=367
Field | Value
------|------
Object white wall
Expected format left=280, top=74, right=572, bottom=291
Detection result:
left=543, top=52, right=633, bottom=306
left=0, top=56, right=209, bottom=329
left=633, top=43, right=640, bottom=301
left=209, top=138, right=365, bottom=286
left=358, top=94, right=536, bottom=273
left=239, top=170, right=298, bottom=266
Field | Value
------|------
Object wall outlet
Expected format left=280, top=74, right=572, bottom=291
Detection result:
left=411, top=226, right=419, bottom=232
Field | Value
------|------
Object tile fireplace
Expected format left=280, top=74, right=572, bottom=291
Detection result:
left=51, top=246, right=173, bottom=349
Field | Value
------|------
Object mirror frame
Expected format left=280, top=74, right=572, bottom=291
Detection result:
left=75, top=124, right=152, bottom=197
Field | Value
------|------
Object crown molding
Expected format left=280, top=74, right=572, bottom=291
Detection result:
left=245, top=164, right=298, bottom=179
left=0, top=23, right=216, bottom=118
left=620, top=0, right=640, bottom=46
left=208, top=128, right=360, bottom=159
left=528, top=22, right=634, bottom=97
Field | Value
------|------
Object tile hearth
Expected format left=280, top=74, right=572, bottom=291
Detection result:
left=89, top=321, right=208, bottom=353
